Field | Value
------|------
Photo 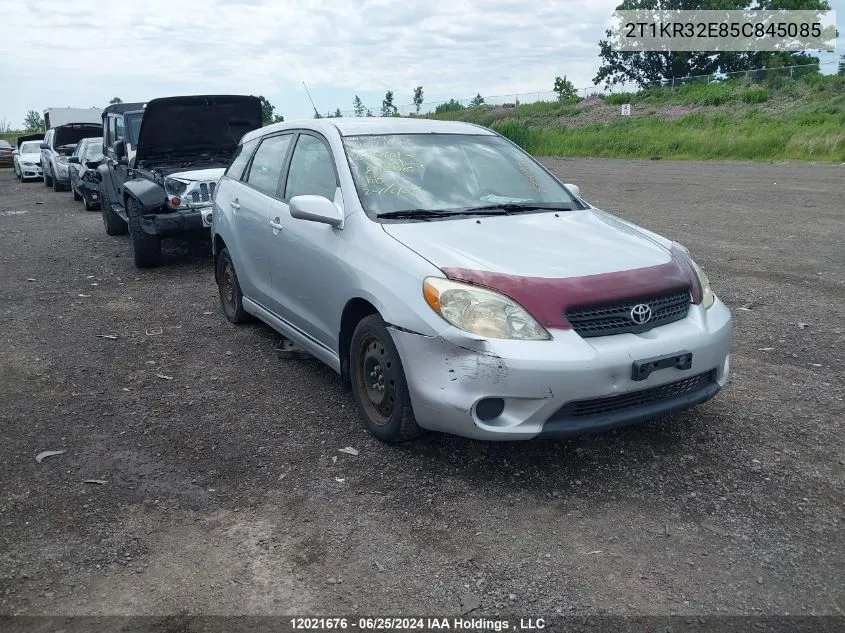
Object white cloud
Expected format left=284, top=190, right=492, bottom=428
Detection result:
left=13, top=0, right=841, bottom=125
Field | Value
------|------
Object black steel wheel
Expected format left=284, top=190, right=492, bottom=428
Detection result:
left=349, top=314, right=421, bottom=443
left=216, top=248, right=250, bottom=324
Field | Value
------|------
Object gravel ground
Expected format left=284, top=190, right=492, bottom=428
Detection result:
left=0, top=159, right=842, bottom=619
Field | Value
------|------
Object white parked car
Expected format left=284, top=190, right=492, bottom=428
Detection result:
left=14, top=135, right=44, bottom=181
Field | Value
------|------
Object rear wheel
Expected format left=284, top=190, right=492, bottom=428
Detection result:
left=126, top=197, right=162, bottom=268
left=216, top=248, right=250, bottom=324
left=100, top=181, right=127, bottom=235
left=349, top=315, right=421, bottom=443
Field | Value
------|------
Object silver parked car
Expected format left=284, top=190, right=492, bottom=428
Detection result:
left=211, top=118, right=732, bottom=443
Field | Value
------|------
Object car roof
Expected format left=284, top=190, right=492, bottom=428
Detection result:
left=241, top=117, right=495, bottom=144
left=102, top=102, right=147, bottom=117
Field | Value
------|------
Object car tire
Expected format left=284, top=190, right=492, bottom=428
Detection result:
left=72, top=186, right=82, bottom=201
left=349, top=314, right=421, bottom=444
left=216, top=248, right=251, bottom=324
left=44, top=167, right=52, bottom=187
left=52, top=171, right=63, bottom=192
left=100, top=181, right=127, bottom=235
left=126, top=197, right=162, bottom=268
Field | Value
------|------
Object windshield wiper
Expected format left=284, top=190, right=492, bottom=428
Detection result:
left=377, top=206, right=527, bottom=220
left=377, top=209, right=479, bottom=220
left=460, top=202, right=575, bottom=214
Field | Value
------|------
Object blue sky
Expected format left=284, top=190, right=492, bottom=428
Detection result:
left=1, top=0, right=840, bottom=128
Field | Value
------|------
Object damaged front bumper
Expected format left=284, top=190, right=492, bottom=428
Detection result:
left=78, top=181, right=101, bottom=206
left=389, top=298, right=733, bottom=441
left=19, top=163, right=43, bottom=179
left=138, top=207, right=214, bottom=236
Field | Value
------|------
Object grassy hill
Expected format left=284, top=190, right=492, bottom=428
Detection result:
left=429, top=73, right=844, bottom=162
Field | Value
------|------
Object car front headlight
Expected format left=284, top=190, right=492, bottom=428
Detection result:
left=56, top=155, right=68, bottom=165
left=673, top=242, right=715, bottom=309
left=423, top=277, right=551, bottom=340
left=164, top=177, right=189, bottom=197
left=689, top=257, right=715, bottom=309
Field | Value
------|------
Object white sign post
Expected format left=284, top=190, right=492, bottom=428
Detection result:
left=621, top=103, right=631, bottom=116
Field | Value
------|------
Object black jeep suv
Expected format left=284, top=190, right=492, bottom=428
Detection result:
left=97, top=95, right=262, bottom=268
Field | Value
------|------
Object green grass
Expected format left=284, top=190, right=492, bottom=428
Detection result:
left=430, top=74, right=845, bottom=162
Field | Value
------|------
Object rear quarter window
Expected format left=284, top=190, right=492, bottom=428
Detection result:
left=226, top=138, right=259, bottom=180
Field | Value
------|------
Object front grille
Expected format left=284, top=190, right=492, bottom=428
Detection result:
left=566, top=289, right=691, bottom=338
left=556, top=370, right=716, bottom=419
left=188, top=182, right=215, bottom=204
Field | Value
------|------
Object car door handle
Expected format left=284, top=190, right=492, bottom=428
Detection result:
left=269, top=218, right=284, bottom=231
left=230, top=200, right=240, bottom=210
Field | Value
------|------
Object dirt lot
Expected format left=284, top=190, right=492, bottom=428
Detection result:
left=0, top=159, right=842, bottom=620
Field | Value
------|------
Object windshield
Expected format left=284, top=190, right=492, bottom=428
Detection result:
left=342, top=133, right=576, bottom=217
left=21, top=141, right=41, bottom=154
left=83, top=140, right=103, bottom=160
left=0, top=141, right=11, bottom=149
left=125, top=113, right=142, bottom=146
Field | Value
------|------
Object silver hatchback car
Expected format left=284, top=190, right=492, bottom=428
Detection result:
left=211, top=118, right=732, bottom=443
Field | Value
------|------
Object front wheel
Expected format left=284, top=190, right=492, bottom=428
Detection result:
left=72, top=186, right=82, bottom=201
left=216, top=248, right=250, bottom=324
left=126, top=197, right=162, bottom=268
left=349, top=314, right=421, bottom=443
left=44, top=167, right=52, bottom=187
left=99, top=181, right=127, bottom=235
left=52, top=172, right=64, bottom=192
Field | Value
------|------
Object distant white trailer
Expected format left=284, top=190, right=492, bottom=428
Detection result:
left=43, top=107, right=104, bottom=130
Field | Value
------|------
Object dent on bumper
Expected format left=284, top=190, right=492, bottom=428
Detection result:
left=389, top=298, right=733, bottom=441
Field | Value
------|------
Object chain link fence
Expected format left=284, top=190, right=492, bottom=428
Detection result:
left=325, top=60, right=838, bottom=118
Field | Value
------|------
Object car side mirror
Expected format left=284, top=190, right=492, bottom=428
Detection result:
left=113, top=140, right=126, bottom=159
left=68, top=156, right=80, bottom=164
left=40, top=142, right=49, bottom=150
left=289, top=195, right=343, bottom=228
left=564, top=183, right=580, bottom=198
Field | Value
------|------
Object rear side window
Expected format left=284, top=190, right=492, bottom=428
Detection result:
left=226, top=138, right=258, bottom=180
left=245, top=135, right=293, bottom=197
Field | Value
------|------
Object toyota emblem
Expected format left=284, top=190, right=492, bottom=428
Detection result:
left=630, top=303, right=652, bottom=325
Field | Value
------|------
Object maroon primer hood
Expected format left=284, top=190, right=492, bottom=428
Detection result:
left=442, top=248, right=702, bottom=330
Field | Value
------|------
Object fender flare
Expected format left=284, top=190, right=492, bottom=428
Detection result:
left=123, top=178, right=166, bottom=212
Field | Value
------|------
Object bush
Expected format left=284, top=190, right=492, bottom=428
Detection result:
left=604, top=92, right=636, bottom=105
left=434, top=99, right=465, bottom=114
left=741, top=88, right=770, bottom=104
